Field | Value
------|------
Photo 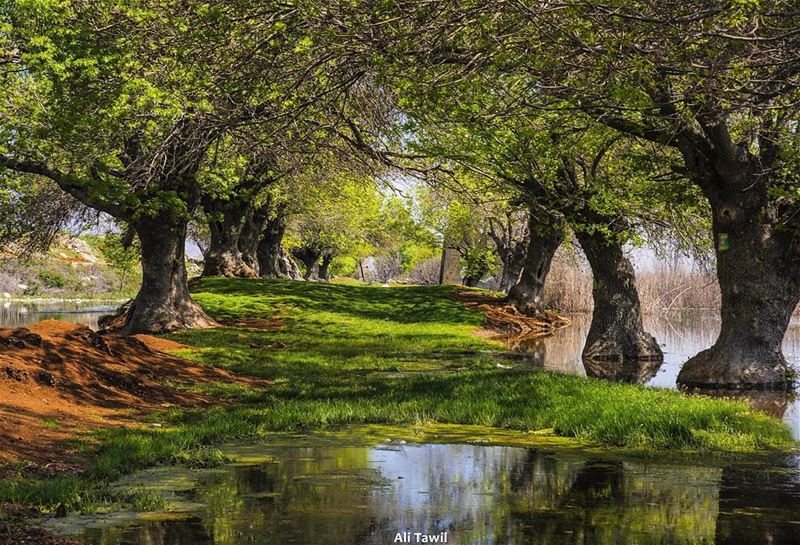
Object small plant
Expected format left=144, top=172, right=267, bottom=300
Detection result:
left=119, top=489, right=166, bottom=512
left=36, top=270, right=66, bottom=289
left=42, top=418, right=60, bottom=430
left=172, top=447, right=229, bottom=468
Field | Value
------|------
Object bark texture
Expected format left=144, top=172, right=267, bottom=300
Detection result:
left=575, top=227, right=662, bottom=363
left=122, top=216, right=215, bottom=334
left=507, top=217, right=563, bottom=318
left=201, top=197, right=256, bottom=278
left=677, top=208, right=800, bottom=389
left=257, top=214, right=290, bottom=278
left=498, top=240, right=527, bottom=293
left=293, top=246, right=321, bottom=281
left=238, top=206, right=270, bottom=275
left=488, top=212, right=530, bottom=293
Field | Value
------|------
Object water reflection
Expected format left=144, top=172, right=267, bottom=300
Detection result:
left=502, top=312, right=800, bottom=439
left=67, top=441, right=800, bottom=545
left=583, top=357, right=663, bottom=383
left=0, top=300, right=116, bottom=329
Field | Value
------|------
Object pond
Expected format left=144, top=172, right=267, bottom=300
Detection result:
left=0, top=300, right=118, bottom=329
left=46, top=431, right=800, bottom=545
left=508, top=311, right=800, bottom=439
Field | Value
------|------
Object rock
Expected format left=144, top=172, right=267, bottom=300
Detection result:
left=3, top=365, right=29, bottom=381
left=36, top=370, right=57, bottom=387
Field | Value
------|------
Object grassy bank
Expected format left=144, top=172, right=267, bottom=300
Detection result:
left=0, top=278, right=794, bottom=514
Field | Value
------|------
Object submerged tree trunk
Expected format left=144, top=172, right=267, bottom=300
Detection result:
left=507, top=217, right=563, bottom=317
left=122, top=215, right=215, bottom=334
left=575, top=226, right=662, bottom=363
left=677, top=208, right=800, bottom=389
left=201, top=198, right=256, bottom=278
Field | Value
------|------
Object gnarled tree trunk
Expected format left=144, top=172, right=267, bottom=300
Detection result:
left=507, top=217, right=563, bottom=318
left=238, top=206, right=269, bottom=275
left=201, top=198, right=256, bottom=278
left=122, top=215, right=215, bottom=334
left=677, top=204, right=800, bottom=389
left=498, top=239, right=527, bottom=293
left=575, top=227, right=661, bottom=363
left=257, top=214, right=289, bottom=278
left=293, top=246, right=321, bottom=281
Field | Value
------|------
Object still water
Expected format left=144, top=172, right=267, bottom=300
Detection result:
left=59, top=438, right=800, bottom=545
left=507, top=311, right=800, bottom=439
left=0, top=300, right=116, bottom=329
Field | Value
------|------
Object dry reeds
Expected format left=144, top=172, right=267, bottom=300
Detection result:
left=544, top=247, right=721, bottom=313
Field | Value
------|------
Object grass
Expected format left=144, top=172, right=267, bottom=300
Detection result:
left=0, top=278, right=795, bottom=514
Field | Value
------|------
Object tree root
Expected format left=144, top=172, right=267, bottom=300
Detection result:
left=454, top=289, right=570, bottom=336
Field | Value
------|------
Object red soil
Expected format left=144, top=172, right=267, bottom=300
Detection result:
left=0, top=320, right=266, bottom=469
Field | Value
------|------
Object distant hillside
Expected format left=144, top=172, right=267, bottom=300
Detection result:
left=0, top=235, right=141, bottom=299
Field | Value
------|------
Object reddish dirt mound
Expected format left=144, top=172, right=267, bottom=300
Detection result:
left=454, top=289, right=570, bottom=337
left=0, top=320, right=267, bottom=468
left=132, top=334, right=192, bottom=352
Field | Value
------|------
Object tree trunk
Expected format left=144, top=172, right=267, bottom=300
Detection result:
left=507, top=220, right=562, bottom=317
left=276, top=246, right=302, bottom=279
left=677, top=211, right=800, bottom=389
left=201, top=200, right=256, bottom=278
left=239, top=206, right=269, bottom=275
left=293, top=246, right=321, bottom=281
left=122, top=216, right=215, bottom=334
left=575, top=228, right=662, bottom=363
left=256, top=215, right=289, bottom=278
left=302, top=258, right=318, bottom=281
left=318, top=253, right=334, bottom=282
left=498, top=238, right=527, bottom=293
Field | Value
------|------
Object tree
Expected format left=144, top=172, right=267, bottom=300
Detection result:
left=99, top=230, right=141, bottom=293
left=286, top=174, right=383, bottom=281
left=415, top=183, right=501, bottom=287
left=0, top=1, right=362, bottom=333
left=393, top=70, right=690, bottom=359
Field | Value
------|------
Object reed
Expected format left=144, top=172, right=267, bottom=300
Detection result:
left=544, top=249, right=721, bottom=313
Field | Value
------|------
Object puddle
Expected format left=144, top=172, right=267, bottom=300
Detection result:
left=45, top=428, right=800, bottom=544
